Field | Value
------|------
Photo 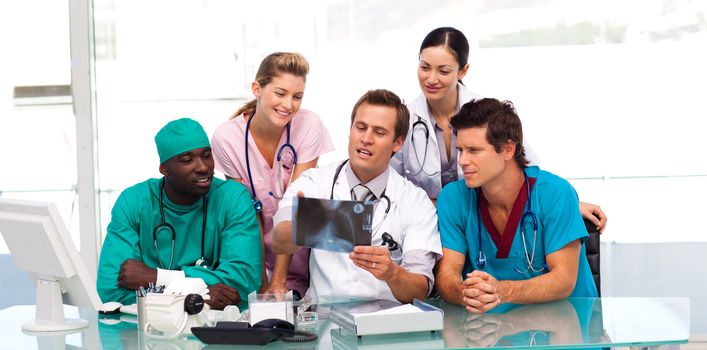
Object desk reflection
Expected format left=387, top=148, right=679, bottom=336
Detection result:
left=98, top=317, right=205, bottom=350
left=95, top=299, right=609, bottom=349
left=2, top=297, right=687, bottom=350
left=440, top=298, right=609, bottom=348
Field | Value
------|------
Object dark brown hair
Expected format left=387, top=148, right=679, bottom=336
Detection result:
left=451, top=98, right=529, bottom=167
left=420, top=27, right=469, bottom=83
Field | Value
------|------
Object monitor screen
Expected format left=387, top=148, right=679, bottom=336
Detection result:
left=0, top=198, right=103, bottom=332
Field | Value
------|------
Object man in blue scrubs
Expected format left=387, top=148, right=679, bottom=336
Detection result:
left=435, top=98, right=597, bottom=313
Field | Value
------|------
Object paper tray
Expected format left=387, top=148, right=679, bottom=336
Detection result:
left=331, top=326, right=444, bottom=350
left=331, top=299, right=443, bottom=336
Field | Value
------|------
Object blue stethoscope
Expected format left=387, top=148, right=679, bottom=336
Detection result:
left=244, top=111, right=297, bottom=213
left=476, top=171, right=545, bottom=273
left=410, top=116, right=440, bottom=176
left=153, top=178, right=209, bottom=269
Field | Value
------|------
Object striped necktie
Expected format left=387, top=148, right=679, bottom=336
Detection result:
left=351, top=184, right=375, bottom=202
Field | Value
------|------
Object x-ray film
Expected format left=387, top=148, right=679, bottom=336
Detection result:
left=293, top=197, right=373, bottom=253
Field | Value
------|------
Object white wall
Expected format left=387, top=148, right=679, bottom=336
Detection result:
left=602, top=241, right=707, bottom=341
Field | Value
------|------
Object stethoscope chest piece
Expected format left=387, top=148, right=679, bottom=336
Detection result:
left=252, top=198, right=263, bottom=213
left=194, top=257, right=209, bottom=269
left=476, top=251, right=487, bottom=269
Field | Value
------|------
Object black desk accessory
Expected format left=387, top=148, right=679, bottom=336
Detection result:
left=192, top=319, right=317, bottom=345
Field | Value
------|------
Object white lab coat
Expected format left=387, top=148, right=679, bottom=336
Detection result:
left=277, top=161, right=441, bottom=303
left=391, top=83, right=537, bottom=199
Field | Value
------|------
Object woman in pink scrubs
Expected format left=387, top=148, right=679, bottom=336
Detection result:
left=211, top=52, right=334, bottom=297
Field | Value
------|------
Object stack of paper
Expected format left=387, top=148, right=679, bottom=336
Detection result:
left=163, top=277, right=208, bottom=296
left=145, top=293, right=189, bottom=331
left=145, top=277, right=209, bottom=332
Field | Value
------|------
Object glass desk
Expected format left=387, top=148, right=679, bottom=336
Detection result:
left=0, top=297, right=689, bottom=349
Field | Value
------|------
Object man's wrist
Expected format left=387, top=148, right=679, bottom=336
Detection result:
left=457, top=280, right=467, bottom=305
left=384, top=262, right=403, bottom=283
left=268, top=278, right=287, bottom=286
left=496, top=280, right=512, bottom=303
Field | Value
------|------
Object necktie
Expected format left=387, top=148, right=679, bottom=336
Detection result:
left=351, top=184, right=375, bottom=202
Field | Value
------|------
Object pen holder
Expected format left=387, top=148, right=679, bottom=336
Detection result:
left=247, top=291, right=294, bottom=325
left=137, top=295, right=148, bottom=331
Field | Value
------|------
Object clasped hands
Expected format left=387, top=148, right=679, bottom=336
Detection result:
left=462, top=270, right=502, bottom=313
left=117, top=258, right=240, bottom=310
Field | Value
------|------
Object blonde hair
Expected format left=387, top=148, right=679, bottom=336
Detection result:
left=232, top=52, right=310, bottom=119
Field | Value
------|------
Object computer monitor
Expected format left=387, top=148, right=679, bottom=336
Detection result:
left=0, top=198, right=103, bottom=332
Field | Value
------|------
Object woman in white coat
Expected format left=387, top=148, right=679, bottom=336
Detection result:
left=390, top=27, right=607, bottom=231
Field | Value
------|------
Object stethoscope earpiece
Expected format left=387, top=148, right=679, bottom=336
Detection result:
left=194, top=257, right=209, bottom=269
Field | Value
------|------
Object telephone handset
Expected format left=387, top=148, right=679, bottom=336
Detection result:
left=191, top=318, right=317, bottom=345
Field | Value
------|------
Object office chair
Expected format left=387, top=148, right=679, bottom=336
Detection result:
left=583, top=219, right=601, bottom=296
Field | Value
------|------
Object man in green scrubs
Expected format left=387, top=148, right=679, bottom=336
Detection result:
left=97, top=118, right=261, bottom=309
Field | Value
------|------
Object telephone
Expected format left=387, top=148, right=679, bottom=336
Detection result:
left=191, top=318, right=317, bottom=345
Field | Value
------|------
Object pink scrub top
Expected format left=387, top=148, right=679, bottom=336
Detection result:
left=211, top=108, right=334, bottom=296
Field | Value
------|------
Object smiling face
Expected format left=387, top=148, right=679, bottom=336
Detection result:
left=418, top=45, right=468, bottom=105
left=252, top=73, right=306, bottom=129
left=160, top=147, right=214, bottom=205
left=456, top=126, right=514, bottom=189
left=347, top=102, right=403, bottom=183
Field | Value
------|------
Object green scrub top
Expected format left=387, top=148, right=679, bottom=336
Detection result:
left=97, top=177, right=262, bottom=308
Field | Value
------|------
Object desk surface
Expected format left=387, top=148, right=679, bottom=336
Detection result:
left=0, top=297, right=690, bottom=350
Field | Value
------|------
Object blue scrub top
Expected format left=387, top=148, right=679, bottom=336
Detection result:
left=437, top=166, right=597, bottom=297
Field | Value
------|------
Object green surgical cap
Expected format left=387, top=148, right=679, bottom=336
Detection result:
left=154, top=118, right=210, bottom=163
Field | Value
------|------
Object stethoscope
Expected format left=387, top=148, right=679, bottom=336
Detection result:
left=331, top=159, right=392, bottom=235
left=410, top=116, right=440, bottom=176
left=244, top=110, right=297, bottom=213
left=475, top=171, right=544, bottom=273
left=153, top=178, right=210, bottom=269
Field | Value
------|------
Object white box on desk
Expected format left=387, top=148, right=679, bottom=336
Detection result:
left=331, top=299, right=443, bottom=336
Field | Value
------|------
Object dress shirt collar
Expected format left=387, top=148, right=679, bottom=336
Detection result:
left=344, top=162, right=389, bottom=199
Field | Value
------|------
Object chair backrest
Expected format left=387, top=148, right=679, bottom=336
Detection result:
left=583, top=219, right=601, bottom=296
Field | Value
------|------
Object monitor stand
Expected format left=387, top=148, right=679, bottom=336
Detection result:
left=22, top=279, right=89, bottom=332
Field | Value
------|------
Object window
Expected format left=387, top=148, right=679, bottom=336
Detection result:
left=0, top=0, right=78, bottom=252
left=89, top=0, right=707, bottom=246
left=1, top=0, right=701, bottom=327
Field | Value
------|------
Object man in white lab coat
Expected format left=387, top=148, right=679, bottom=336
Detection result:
left=272, top=89, right=441, bottom=303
